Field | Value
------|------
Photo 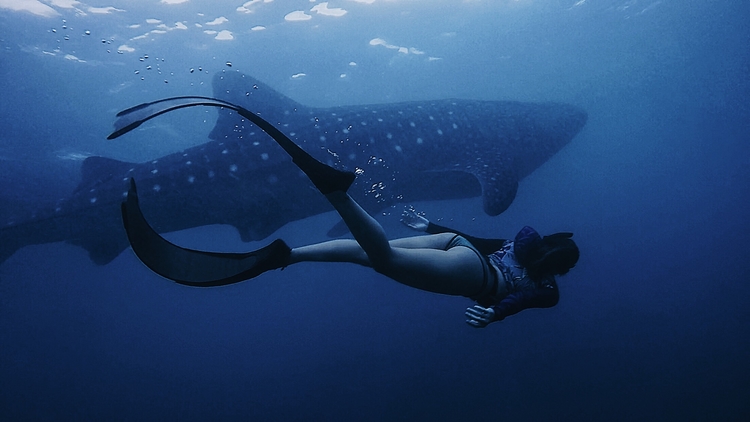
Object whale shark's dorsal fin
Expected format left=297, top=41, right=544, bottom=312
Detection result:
left=209, top=72, right=306, bottom=141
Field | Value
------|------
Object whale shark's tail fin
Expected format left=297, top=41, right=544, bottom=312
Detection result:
left=0, top=225, right=22, bottom=266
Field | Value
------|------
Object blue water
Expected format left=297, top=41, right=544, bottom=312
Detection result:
left=1, top=0, right=748, bottom=420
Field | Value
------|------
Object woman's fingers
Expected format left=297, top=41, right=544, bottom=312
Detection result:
left=465, top=305, right=493, bottom=328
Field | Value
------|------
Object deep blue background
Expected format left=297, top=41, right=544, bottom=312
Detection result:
left=1, top=1, right=749, bottom=420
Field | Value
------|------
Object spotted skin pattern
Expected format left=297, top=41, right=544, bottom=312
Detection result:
left=0, top=71, right=586, bottom=265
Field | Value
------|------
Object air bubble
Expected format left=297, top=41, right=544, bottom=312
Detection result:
left=84, top=30, right=91, bottom=35
left=226, top=61, right=232, bottom=67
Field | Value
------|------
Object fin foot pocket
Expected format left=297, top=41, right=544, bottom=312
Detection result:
left=293, top=153, right=356, bottom=194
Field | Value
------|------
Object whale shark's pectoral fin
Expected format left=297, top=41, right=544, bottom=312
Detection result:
left=121, top=179, right=290, bottom=287
left=474, top=166, right=518, bottom=216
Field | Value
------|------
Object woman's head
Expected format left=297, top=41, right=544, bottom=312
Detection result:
left=513, top=226, right=580, bottom=279
left=528, top=233, right=579, bottom=278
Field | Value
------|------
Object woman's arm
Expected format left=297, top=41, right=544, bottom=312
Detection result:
left=492, top=278, right=560, bottom=321
left=466, top=281, right=560, bottom=328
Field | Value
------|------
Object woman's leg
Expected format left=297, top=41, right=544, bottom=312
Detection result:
left=245, top=110, right=486, bottom=296
left=291, top=191, right=486, bottom=296
left=290, top=233, right=458, bottom=266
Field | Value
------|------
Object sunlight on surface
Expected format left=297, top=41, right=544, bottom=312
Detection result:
left=0, top=0, right=58, bottom=17
left=214, top=29, right=234, bottom=40
left=237, top=0, right=275, bottom=14
left=311, top=2, right=347, bottom=17
left=87, top=6, right=125, bottom=14
left=205, top=16, right=228, bottom=25
left=284, top=10, right=312, bottom=22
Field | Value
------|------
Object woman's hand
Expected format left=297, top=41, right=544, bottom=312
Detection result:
left=465, top=305, right=496, bottom=328
left=401, top=205, right=430, bottom=232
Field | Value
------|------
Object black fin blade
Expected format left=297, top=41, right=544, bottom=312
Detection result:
left=108, top=96, right=236, bottom=140
left=121, top=179, right=261, bottom=287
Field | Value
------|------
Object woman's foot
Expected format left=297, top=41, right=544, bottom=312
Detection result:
left=245, top=239, right=292, bottom=278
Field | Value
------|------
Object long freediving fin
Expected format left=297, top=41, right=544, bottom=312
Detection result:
left=121, top=178, right=290, bottom=287
left=108, top=96, right=238, bottom=140
left=114, top=97, right=353, bottom=285
left=109, top=96, right=355, bottom=193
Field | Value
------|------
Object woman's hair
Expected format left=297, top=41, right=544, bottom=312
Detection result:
left=525, top=233, right=579, bottom=279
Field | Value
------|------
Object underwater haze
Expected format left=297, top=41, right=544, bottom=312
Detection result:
left=1, top=0, right=749, bottom=420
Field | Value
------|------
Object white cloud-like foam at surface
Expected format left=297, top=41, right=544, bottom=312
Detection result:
left=49, top=0, right=81, bottom=8
left=161, top=0, right=189, bottom=4
left=206, top=17, right=228, bottom=26
left=369, top=38, right=438, bottom=60
left=311, top=2, right=347, bottom=17
left=0, top=0, right=59, bottom=17
left=87, top=6, right=125, bottom=14
left=215, top=30, right=233, bottom=40
left=285, top=11, right=311, bottom=21
left=64, top=54, right=85, bottom=62
left=237, top=0, right=274, bottom=14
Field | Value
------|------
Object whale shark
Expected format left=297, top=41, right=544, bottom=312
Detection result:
left=0, top=71, right=587, bottom=266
